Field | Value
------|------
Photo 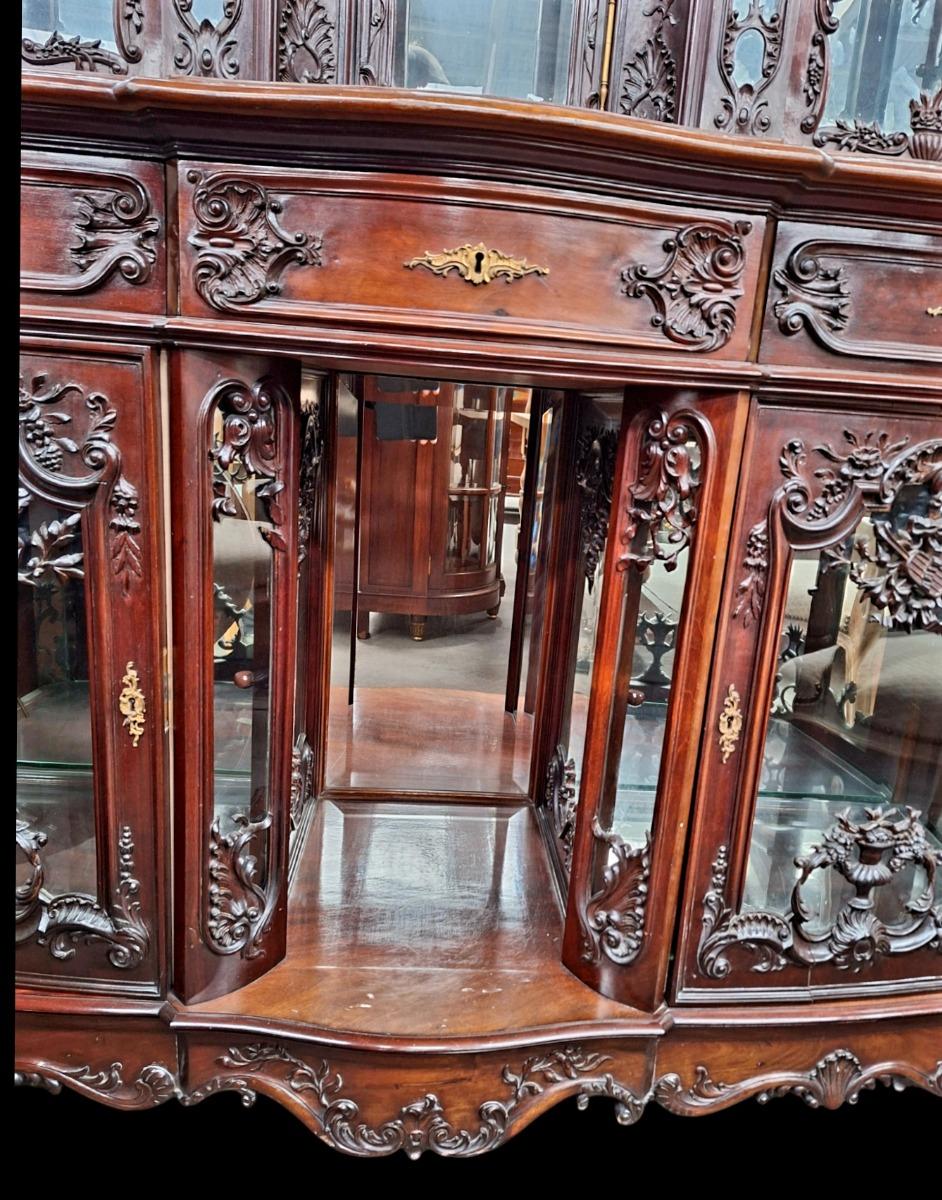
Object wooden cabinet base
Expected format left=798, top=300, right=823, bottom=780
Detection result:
left=14, top=1002, right=940, bottom=1157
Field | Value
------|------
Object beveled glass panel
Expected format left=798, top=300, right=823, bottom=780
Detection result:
left=211, top=413, right=275, bottom=862
left=744, top=504, right=942, bottom=927
left=17, top=494, right=96, bottom=902
left=393, top=0, right=575, bottom=103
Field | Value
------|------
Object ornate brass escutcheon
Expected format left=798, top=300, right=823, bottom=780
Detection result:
left=404, top=242, right=549, bottom=286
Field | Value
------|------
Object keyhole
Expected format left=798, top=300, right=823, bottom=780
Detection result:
left=473, top=250, right=485, bottom=276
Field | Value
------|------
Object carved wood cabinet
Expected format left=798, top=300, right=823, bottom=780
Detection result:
left=17, top=6, right=941, bottom=1159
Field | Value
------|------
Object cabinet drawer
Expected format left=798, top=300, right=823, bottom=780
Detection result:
left=177, top=164, right=766, bottom=360
left=761, top=221, right=942, bottom=374
left=21, top=152, right=166, bottom=316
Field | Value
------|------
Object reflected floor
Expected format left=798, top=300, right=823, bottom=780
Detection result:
left=326, top=686, right=533, bottom=794
left=186, top=798, right=640, bottom=1034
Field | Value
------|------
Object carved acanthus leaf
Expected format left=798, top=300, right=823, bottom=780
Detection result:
left=620, top=0, right=677, bottom=125
left=188, top=174, right=322, bottom=311
left=279, top=0, right=337, bottom=83
left=772, top=245, right=850, bottom=341
left=622, top=221, right=751, bottom=351
left=207, top=812, right=274, bottom=958
left=70, top=187, right=160, bottom=288
left=545, top=746, right=577, bottom=874
left=581, top=819, right=651, bottom=966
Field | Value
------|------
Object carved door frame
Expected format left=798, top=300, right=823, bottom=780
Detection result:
left=17, top=338, right=168, bottom=993
left=674, top=398, right=942, bottom=1002
left=170, top=348, right=301, bottom=1004
left=561, top=387, right=749, bottom=1011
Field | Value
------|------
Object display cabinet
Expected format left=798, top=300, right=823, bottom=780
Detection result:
left=16, top=6, right=941, bottom=1160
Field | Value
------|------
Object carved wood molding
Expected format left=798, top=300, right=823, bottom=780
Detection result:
left=573, top=0, right=604, bottom=110
left=172, top=0, right=243, bottom=78
left=188, top=173, right=323, bottom=312
left=800, top=0, right=839, bottom=134
left=290, top=734, right=315, bottom=832
left=580, top=818, right=652, bottom=966
left=358, top=0, right=393, bottom=85
left=814, top=86, right=942, bottom=162
left=575, top=424, right=618, bottom=587
left=207, top=812, right=274, bottom=958
left=15, top=1059, right=178, bottom=1107
left=297, top=395, right=323, bottom=564
left=184, top=1043, right=646, bottom=1156
left=770, top=239, right=942, bottom=363
left=618, top=409, right=703, bottom=572
left=21, top=176, right=159, bottom=294
left=545, top=745, right=578, bottom=874
left=619, top=0, right=678, bottom=123
left=621, top=221, right=751, bottom=352
left=114, top=0, right=145, bottom=64
left=15, top=821, right=150, bottom=969
left=697, top=807, right=942, bottom=979
left=732, top=432, right=942, bottom=634
left=19, top=372, right=144, bottom=595
left=655, top=1051, right=942, bottom=1114
left=278, top=0, right=338, bottom=83
left=21, top=31, right=128, bottom=75
left=714, top=0, right=787, bottom=136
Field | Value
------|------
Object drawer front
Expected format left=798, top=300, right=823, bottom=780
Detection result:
left=761, top=221, right=942, bottom=374
left=21, top=152, right=166, bottom=316
left=177, top=164, right=766, bottom=360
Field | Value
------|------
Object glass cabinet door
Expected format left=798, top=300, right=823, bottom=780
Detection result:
left=17, top=342, right=166, bottom=990
left=679, top=403, right=942, bottom=1000
left=555, top=390, right=749, bottom=1010
left=171, top=349, right=300, bottom=1005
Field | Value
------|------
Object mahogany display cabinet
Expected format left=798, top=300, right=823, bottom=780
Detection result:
left=17, top=1, right=942, bottom=1160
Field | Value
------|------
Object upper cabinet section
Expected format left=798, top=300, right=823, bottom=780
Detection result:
left=20, top=1, right=942, bottom=161
left=176, top=162, right=766, bottom=360
left=21, top=151, right=167, bottom=317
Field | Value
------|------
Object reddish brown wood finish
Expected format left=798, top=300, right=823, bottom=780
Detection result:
left=169, top=348, right=300, bottom=1005
left=17, top=339, right=168, bottom=995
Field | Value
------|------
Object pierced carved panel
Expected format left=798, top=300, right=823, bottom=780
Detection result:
left=171, top=0, right=244, bottom=78
left=713, top=0, right=787, bottom=137
left=575, top=425, right=618, bottom=587
left=545, top=746, right=578, bottom=874
left=278, top=0, right=338, bottom=83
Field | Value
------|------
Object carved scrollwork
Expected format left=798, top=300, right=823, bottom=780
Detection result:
left=714, top=0, right=786, bottom=136
left=188, top=173, right=322, bottom=312
left=619, top=410, right=702, bottom=573
left=16, top=823, right=149, bottom=969
left=772, top=244, right=850, bottom=342
left=19, top=373, right=144, bottom=596
left=575, top=425, right=618, bottom=587
left=207, top=812, right=274, bottom=958
left=358, top=0, right=391, bottom=85
left=581, top=819, right=652, bottom=966
left=15, top=1059, right=179, bottom=1106
left=698, top=803, right=942, bottom=979
left=655, top=1052, right=942, bottom=1114
left=813, top=86, right=942, bottom=162
left=545, top=746, right=577, bottom=874
left=21, top=31, right=127, bottom=74
left=198, top=1043, right=640, bottom=1157
left=114, top=0, right=145, bottom=64
left=278, top=0, right=337, bottom=83
left=621, top=221, right=751, bottom=352
left=290, top=735, right=315, bottom=832
left=172, top=0, right=243, bottom=78
left=22, top=180, right=160, bottom=294
left=619, top=1, right=678, bottom=122
left=209, top=377, right=291, bottom=553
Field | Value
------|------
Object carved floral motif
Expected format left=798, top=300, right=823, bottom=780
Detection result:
left=772, top=244, right=850, bottom=342
left=172, top=0, right=243, bottom=78
left=800, top=0, right=839, bottom=133
left=115, top=0, right=145, bottom=64
left=278, top=0, right=337, bottom=83
left=714, top=0, right=786, bottom=136
left=575, top=425, right=618, bottom=587
left=21, top=31, right=127, bottom=74
left=19, top=373, right=143, bottom=595
left=698, top=804, right=942, bottom=979
left=188, top=174, right=322, bottom=311
left=581, top=819, right=652, bottom=966
left=814, top=86, right=942, bottom=162
left=621, top=221, right=751, bottom=351
left=619, top=411, right=701, bottom=572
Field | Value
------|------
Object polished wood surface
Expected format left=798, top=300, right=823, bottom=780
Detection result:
left=185, top=798, right=639, bottom=1037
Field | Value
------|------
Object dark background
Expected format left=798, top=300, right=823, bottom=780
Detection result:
left=13, top=1078, right=939, bottom=1180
